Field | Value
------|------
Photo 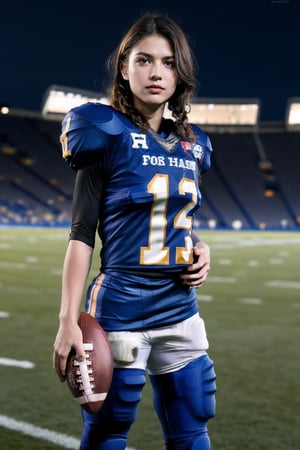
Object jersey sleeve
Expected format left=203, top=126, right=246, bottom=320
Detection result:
left=191, top=124, right=213, bottom=174
left=69, top=163, right=104, bottom=248
left=200, top=133, right=213, bottom=174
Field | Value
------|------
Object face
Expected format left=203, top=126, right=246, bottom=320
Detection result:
left=121, top=35, right=178, bottom=114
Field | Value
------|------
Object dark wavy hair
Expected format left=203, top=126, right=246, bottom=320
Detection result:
left=107, top=13, right=198, bottom=141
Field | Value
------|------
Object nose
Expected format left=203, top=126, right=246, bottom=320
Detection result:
left=149, top=62, right=162, bottom=80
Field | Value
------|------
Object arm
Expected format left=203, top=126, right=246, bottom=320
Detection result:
left=53, top=240, right=93, bottom=381
left=53, top=164, right=103, bottom=381
left=180, top=231, right=210, bottom=288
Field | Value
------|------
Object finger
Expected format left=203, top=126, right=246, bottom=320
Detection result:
left=182, top=279, right=203, bottom=288
left=186, top=257, right=210, bottom=273
left=75, top=344, right=86, bottom=362
left=181, top=269, right=210, bottom=287
left=193, top=246, right=210, bottom=265
left=53, top=352, right=67, bottom=382
left=181, top=265, right=210, bottom=280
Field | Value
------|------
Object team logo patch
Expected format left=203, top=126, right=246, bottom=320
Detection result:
left=181, top=141, right=192, bottom=152
left=192, top=144, right=205, bottom=163
left=130, top=132, right=148, bottom=149
left=181, top=141, right=205, bottom=164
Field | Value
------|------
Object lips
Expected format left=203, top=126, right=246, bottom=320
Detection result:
left=147, top=85, right=164, bottom=93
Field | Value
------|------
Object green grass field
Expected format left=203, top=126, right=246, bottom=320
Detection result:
left=0, top=227, right=299, bottom=450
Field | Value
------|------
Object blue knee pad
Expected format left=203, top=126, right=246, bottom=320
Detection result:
left=150, top=354, right=216, bottom=450
left=80, top=368, right=146, bottom=450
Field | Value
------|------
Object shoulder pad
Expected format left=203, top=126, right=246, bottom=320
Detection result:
left=72, top=102, right=128, bottom=135
left=60, top=102, right=127, bottom=170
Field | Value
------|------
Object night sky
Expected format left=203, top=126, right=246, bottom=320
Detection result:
left=1, top=0, right=300, bottom=122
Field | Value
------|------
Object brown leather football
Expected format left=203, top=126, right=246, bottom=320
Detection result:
left=66, top=312, right=113, bottom=414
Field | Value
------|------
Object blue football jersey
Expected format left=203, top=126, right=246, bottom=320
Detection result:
left=61, top=102, right=212, bottom=274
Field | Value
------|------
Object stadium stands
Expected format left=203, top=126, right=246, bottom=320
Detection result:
left=0, top=112, right=74, bottom=226
left=199, top=126, right=300, bottom=230
left=1, top=110, right=299, bottom=230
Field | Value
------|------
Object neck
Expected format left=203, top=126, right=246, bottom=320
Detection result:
left=148, top=114, right=164, bottom=132
left=134, top=100, right=165, bottom=132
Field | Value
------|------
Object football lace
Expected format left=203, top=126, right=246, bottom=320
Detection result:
left=73, top=343, right=95, bottom=394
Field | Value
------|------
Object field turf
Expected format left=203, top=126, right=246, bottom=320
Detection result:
left=0, top=227, right=299, bottom=449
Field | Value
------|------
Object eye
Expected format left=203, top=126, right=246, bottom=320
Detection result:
left=136, top=56, right=150, bottom=65
left=164, top=59, right=175, bottom=69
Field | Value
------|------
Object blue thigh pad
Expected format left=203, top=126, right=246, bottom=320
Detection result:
left=150, top=354, right=216, bottom=450
left=80, top=368, right=146, bottom=450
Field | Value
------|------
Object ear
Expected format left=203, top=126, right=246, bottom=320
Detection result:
left=120, top=62, right=128, bottom=80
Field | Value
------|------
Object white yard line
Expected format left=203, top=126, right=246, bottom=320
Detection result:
left=208, top=276, right=237, bottom=283
left=0, top=414, right=137, bottom=450
left=265, top=280, right=300, bottom=289
left=198, top=295, right=213, bottom=302
left=0, top=357, right=35, bottom=369
left=0, top=415, right=80, bottom=449
left=239, top=298, right=262, bottom=305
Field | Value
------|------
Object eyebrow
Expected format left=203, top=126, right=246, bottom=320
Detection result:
left=135, top=51, right=175, bottom=59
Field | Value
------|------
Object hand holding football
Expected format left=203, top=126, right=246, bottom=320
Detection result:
left=66, top=312, right=113, bottom=414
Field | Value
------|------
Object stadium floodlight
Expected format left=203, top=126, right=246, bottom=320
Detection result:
left=41, top=85, right=109, bottom=118
left=0, top=105, right=10, bottom=115
left=42, top=85, right=260, bottom=126
left=286, top=98, right=300, bottom=128
left=187, top=99, right=260, bottom=126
